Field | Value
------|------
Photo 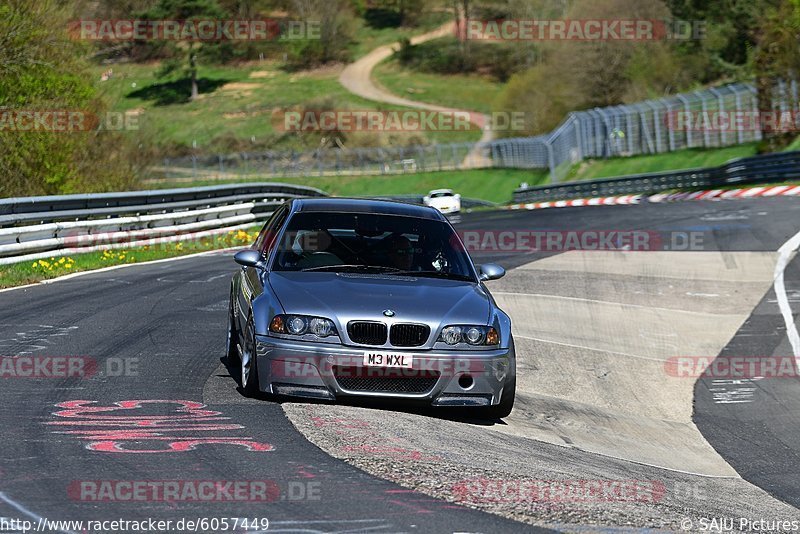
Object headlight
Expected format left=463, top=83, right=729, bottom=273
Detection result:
left=287, top=316, right=308, bottom=335
left=442, top=326, right=462, bottom=345
left=309, top=317, right=334, bottom=337
left=438, top=325, right=499, bottom=347
left=270, top=315, right=336, bottom=339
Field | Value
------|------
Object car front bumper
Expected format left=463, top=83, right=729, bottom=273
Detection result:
left=254, top=335, right=514, bottom=407
left=433, top=205, right=460, bottom=214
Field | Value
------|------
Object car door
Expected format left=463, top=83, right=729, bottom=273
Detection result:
left=235, top=205, right=289, bottom=330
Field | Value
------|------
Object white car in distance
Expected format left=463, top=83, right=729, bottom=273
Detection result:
left=423, top=189, right=461, bottom=214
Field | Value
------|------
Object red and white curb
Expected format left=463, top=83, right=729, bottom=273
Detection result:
left=508, top=195, right=642, bottom=210
left=649, top=184, right=800, bottom=203
left=507, top=184, right=800, bottom=211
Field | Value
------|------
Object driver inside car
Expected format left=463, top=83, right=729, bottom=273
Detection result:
left=385, top=234, right=417, bottom=271
left=291, top=229, right=341, bottom=269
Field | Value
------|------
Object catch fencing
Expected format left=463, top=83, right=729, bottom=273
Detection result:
left=155, top=80, right=798, bottom=183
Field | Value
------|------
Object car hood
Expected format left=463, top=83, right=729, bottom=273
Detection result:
left=267, top=271, right=491, bottom=332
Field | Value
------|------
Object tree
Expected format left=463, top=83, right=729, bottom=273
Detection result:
left=496, top=0, right=691, bottom=133
left=286, top=0, right=355, bottom=68
left=753, top=0, right=800, bottom=152
left=0, top=0, right=136, bottom=196
left=138, top=0, right=228, bottom=101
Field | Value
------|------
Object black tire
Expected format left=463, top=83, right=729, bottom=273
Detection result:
left=482, top=374, right=516, bottom=419
left=240, top=316, right=261, bottom=397
left=225, top=299, right=240, bottom=367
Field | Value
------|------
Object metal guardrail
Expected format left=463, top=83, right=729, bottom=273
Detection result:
left=512, top=150, right=800, bottom=203
left=365, top=194, right=496, bottom=210
left=0, top=183, right=327, bottom=265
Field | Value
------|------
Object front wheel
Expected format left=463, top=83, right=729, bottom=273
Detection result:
left=240, top=317, right=261, bottom=397
left=225, top=302, right=239, bottom=367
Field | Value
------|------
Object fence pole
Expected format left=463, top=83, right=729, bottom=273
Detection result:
left=709, top=87, right=726, bottom=146
left=546, top=141, right=556, bottom=183
left=677, top=95, right=692, bottom=148
left=734, top=90, right=744, bottom=144
left=700, top=93, right=710, bottom=148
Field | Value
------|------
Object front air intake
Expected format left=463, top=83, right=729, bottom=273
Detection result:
left=347, top=321, right=388, bottom=345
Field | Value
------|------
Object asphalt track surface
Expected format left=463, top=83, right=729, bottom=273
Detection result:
left=0, top=197, right=798, bottom=533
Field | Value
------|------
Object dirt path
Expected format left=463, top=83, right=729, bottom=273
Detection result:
left=339, top=21, right=494, bottom=167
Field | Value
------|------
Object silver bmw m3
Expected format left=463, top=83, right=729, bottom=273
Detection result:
left=226, top=198, right=515, bottom=418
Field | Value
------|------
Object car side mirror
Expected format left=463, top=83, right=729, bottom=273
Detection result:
left=234, top=250, right=266, bottom=270
left=479, top=263, right=505, bottom=281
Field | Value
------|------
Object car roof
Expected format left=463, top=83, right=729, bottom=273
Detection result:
left=429, top=189, right=454, bottom=194
left=292, top=197, right=446, bottom=221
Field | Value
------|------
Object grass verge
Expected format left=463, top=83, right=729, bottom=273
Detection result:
left=146, top=168, right=548, bottom=204
left=0, top=228, right=259, bottom=289
left=565, top=144, right=760, bottom=182
left=349, top=13, right=453, bottom=59
left=96, top=61, right=480, bottom=157
left=373, top=56, right=505, bottom=115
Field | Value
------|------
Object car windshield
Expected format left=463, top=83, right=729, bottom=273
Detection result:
left=272, top=212, right=475, bottom=282
left=430, top=192, right=453, bottom=198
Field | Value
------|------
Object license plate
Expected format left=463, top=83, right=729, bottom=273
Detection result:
left=363, top=351, right=413, bottom=369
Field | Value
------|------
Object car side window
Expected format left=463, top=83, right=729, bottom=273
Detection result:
left=254, top=206, right=289, bottom=257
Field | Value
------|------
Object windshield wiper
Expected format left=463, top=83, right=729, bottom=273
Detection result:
left=301, top=265, right=401, bottom=273
left=391, top=270, right=473, bottom=281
